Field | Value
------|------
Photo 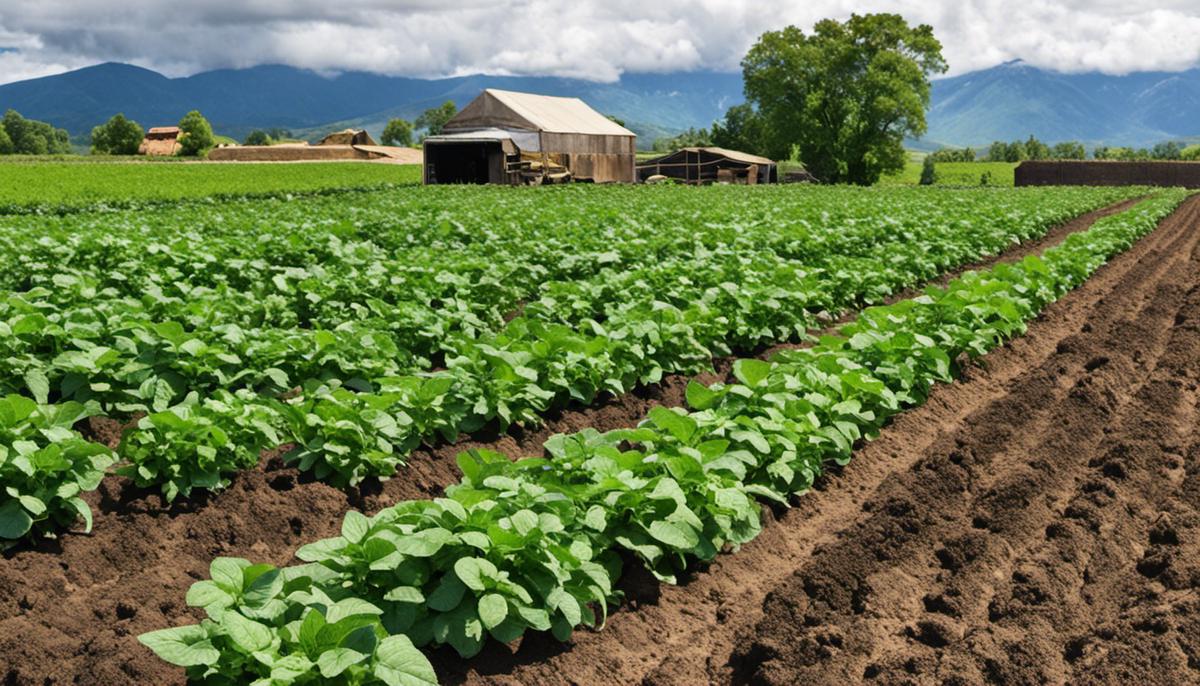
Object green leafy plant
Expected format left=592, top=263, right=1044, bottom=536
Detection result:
left=0, top=395, right=114, bottom=544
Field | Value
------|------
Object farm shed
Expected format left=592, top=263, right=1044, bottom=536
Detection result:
left=1016, top=160, right=1200, bottom=189
left=423, top=89, right=637, bottom=185
left=138, top=126, right=182, bottom=156
left=637, top=147, right=778, bottom=185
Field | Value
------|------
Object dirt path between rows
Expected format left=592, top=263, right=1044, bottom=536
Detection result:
left=445, top=195, right=1200, bottom=686
left=0, top=197, right=1155, bottom=685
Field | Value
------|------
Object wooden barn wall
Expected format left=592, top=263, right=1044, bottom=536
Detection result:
left=568, top=153, right=636, bottom=183
left=1015, top=161, right=1200, bottom=189
left=540, top=132, right=637, bottom=156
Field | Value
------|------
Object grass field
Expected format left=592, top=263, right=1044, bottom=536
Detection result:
left=880, top=158, right=1016, bottom=186
left=0, top=160, right=420, bottom=213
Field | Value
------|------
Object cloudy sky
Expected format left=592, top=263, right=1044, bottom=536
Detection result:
left=1, top=1, right=1198, bottom=85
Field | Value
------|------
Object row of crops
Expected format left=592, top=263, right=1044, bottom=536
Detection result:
left=136, top=189, right=1193, bottom=683
left=0, top=161, right=420, bottom=215
left=0, top=184, right=1147, bottom=544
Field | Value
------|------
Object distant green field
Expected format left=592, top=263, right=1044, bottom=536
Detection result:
left=0, top=161, right=421, bottom=213
left=881, top=159, right=1016, bottom=187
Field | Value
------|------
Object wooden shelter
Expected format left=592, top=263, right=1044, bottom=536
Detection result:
left=422, top=89, right=637, bottom=185
left=636, top=147, right=777, bottom=185
left=138, top=126, right=181, bottom=156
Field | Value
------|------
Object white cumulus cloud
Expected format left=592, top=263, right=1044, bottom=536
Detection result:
left=0, top=1, right=1197, bottom=85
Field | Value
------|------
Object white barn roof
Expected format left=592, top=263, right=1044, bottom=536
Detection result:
left=444, top=89, right=635, bottom=137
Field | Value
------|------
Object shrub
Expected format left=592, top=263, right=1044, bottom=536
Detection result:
left=919, top=156, right=937, bottom=185
left=381, top=118, right=413, bottom=147
left=91, top=114, right=144, bottom=155
left=243, top=130, right=271, bottom=146
left=178, top=110, right=215, bottom=156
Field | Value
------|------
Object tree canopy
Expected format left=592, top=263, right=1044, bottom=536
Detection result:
left=382, top=118, right=414, bottom=147
left=710, top=103, right=767, bottom=156
left=1, top=109, right=72, bottom=155
left=415, top=102, right=458, bottom=137
left=178, top=110, right=214, bottom=156
left=244, top=130, right=271, bottom=146
left=741, top=14, right=946, bottom=185
left=91, top=113, right=144, bottom=155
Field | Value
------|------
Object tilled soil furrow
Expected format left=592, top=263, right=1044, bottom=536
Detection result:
left=728, top=200, right=1200, bottom=686
left=444, top=196, right=1200, bottom=686
left=839, top=227, right=1200, bottom=685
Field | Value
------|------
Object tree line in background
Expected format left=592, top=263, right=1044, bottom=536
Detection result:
left=0, top=110, right=72, bottom=155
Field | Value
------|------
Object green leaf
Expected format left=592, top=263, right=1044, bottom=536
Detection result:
left=453, top=557, right=498, bottom=592
left=648, top=519, right=700, bottom=550
left=317, top=647, right=367, bottom=678
left=426, top=573, right=466, bottom=612
left=341, top=510, right=371, bottom=544
left=477, top=593, right=508, bottom=630
left=393, top=527, right=453, bottom=557
left=584, top=505, right=607, bottom=531
left=0, top=499, right=33, bottom=539
left=222, top=610, right=273, bottom=653
left=685, top=380, right=721, bottom=410
left=68, top=497, right=93, bottom=533
left=138, top=626, right=220, bottom=667
left=186, top=580, right=233, bottom=610
left=298, top=608, right=327, bottom=657
left=209, top=557, right=246, bottom=592
left=383, top=586, right=425, bottom=604
left=647, top=406, right=697, bottom=444
left=732, top=359, right=773, bottom=388
left=373, top=635, right=438, bottom=686
left=17, top=495, right=46, bottom=516
left=24, top=369, right=49, bottom=405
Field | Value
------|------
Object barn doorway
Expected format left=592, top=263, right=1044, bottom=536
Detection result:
left=424, top=141, right=505, bottom=185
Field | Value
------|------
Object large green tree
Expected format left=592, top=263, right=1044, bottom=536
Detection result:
left=381, top=118, right=414, bottom=147
left=178, top=110, right=215, bottom=156
left=415, top=101, right=458, bottom=137
left=710, top=103, right=767, bottom=155
left=2, top=109, right=72, bottom=155
left=741, top=14, right=946, bottom=184
left=91, top=113, right=144, bottom=155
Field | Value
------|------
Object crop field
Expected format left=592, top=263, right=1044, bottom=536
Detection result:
left=0, top=161, right=420, bottom=214
left=1, top=180, right=1198, bottom=686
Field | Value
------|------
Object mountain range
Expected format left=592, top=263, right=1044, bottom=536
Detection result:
left=0, top=60, right=1196, bottom=149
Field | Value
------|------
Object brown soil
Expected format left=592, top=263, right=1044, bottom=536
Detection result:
left=0, top=196, right=1171, bottom=685
left=442, top=195, right=1200, bottom=686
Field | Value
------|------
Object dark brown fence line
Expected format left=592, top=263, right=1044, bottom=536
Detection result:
left=1015, top=161, right=1200, bottom=188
